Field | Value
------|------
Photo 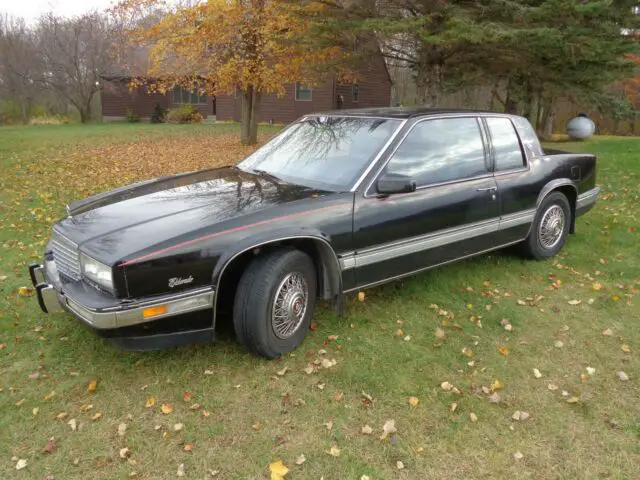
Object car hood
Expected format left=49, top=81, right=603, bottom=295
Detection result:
left=55, top=166, right=328, bottom=263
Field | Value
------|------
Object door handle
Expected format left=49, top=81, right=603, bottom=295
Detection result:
left=476, top=187, right=497, bottom=192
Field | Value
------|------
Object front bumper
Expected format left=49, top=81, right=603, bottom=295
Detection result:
left=29, top=257, right=216, bottom=350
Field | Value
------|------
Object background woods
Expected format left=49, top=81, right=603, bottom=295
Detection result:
left=0, top=0, right=639, bottom=138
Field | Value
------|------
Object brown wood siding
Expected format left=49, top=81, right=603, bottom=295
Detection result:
left=101, top=80, right=215, bottom=119
left=335, top=52, right=392, bottom=110
left=101, top=80, right=170, bottom=118
left=217, top=78, right=335, bottom=124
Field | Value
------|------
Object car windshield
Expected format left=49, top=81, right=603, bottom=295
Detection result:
left=236, top=116, right=402, bottom=191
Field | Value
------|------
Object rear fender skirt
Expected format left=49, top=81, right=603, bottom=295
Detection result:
left=211, top=230, right=343, bottom=329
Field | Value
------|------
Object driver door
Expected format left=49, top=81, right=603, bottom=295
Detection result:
left=350, top=116, right=500, bottom=288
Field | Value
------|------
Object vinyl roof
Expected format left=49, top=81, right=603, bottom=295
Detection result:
left=312, top=106, right=497, bottom=119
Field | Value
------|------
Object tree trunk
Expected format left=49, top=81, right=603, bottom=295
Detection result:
left=240, top=86, right=253, bottom=145
left=541, top=101, right=557, bottom=140
left=535, top=93, right=544, bottom=132
left=522, top=81, right=534, bottom=122
left=249, top=90, right=261, bottom=145
left=504, top=77, right=519, bottom=115
left=415, top=49, right=442, bottom=107
left=21, top=101, right=28, bottom=125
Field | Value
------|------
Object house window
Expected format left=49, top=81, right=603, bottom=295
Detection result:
left=295, top=82, right=312, bottom=101
left=173, top=85, right=207, bottom=104
left=352, top=84, right=359, bottom=102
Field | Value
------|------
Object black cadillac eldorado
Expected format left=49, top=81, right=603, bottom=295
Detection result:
left=29, top=108, right=600, bottom=358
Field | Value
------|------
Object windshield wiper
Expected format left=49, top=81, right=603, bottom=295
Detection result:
left=252, top=169, right=284, bottom=183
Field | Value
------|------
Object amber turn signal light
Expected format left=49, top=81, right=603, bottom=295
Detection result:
left=142, top=305, right=168, bottom=319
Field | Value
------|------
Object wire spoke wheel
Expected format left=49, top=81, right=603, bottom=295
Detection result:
left=271, top=272, right=309, bottom=339
left=538, top=205, right=565, bottom=249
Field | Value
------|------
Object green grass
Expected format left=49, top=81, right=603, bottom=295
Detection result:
left=1, top=124, right=639, bottom=479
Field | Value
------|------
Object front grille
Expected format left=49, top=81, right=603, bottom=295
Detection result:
left=51, top=230, right=81, bottom=281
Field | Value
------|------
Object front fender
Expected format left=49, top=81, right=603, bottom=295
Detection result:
left=211, top=227, right=344, bottom=328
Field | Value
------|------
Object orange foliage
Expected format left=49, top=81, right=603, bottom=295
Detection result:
left=114, top=0, right=356, bottom=97
left=622, top=53, right=640, bottom=107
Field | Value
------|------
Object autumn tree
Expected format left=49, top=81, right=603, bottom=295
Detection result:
left=117, top=0, right=354, bottom=145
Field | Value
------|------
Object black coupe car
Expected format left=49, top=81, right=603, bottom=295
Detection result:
left=29, top=108, right=600, bottom=358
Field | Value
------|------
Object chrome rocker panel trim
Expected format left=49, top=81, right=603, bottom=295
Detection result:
left=577, top=187, right=601, bottom=210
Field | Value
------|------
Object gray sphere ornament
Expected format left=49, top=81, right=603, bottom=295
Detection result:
left=566, top=115, right=596, bottom=140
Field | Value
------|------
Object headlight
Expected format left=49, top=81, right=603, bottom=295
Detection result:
left=80, top=253, right=114, bottom=293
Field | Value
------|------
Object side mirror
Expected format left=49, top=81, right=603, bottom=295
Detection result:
left=376, top=173, right=416, bottom=195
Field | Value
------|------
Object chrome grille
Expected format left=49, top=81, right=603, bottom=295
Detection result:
left=51, top=230, right=81, bottom=281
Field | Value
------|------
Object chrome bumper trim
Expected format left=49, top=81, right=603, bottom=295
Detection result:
left=31, top=261, right=214, bottom=330
left=577, top=187, right=601, bottom=210
left=64, top=287, right=214, bottom=330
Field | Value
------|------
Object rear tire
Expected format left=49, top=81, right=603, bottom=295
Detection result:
left=233, top=249, right=317, bottom=359
left=521, top=192, right=571, bottom=260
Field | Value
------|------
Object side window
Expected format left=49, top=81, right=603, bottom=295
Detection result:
left=383, top=117, right=487, bottom=186
left=486, top=117, right=526, bottom=171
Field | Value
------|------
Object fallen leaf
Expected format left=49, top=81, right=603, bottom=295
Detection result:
left=469, top=412, right=478, bottom=423
left=176, top=463, right=185, bottom=477
left=357, top=291, right=365, bottom=302
left=18, top=286, right=32, bottom=297
left=91, top=412, right=102, bottom=421
left=361, top=424, right=373, bottom=435
left=408, top=396, right=419, bottom=407
left=602, top=328, right=613, bottom=336
left=80, top=403, right=93, bottom=412
left=504, top=324, right=513, bottom=332
left=189, top=403, right=201, bottom=410
left=548, top=383, right=559, bottom=391
left=15, top=459, right=27, bottom=470
left=396, top=460, right=405, bottom=470
left=204, top=370, right=214, bottom=375
left=498, top=347, right=509, bottom=356
left=462, top=347, right=473, bottom=357
left=32, top=407, right=39, bottom=416
left=361, top=476, right=371, bottom=480
left=321, top=358, right=337, bottom=369
left=533, top=368, right=542, bottom=379
left=276, top=367, right=289, bottom=376
left=512, top=411, right=530, bottom=421
left=434, top=328, right=446, bottom=339
left=566, top=396, right=580, bottom=404
left=617, top=371, right=630, bottom=381
left=302, top=364, right=314, bottom=374
left=403, top=335, right=411, bottom=341
left=593, top=282, right=603, bottom=291
left=145, top=396, right=156, bottom=408
left=182, top=392, right=192, bottom=402
left=441, top=381, right=454, bottom=392
left=87, top=378, right=98, bottom=392
left=119, top=447, right=131, bottom=459
left=68, top=419, right=77, bottom=431
left=161, top=404, right=173, bottom=414
left=43, top=437, right=57, bottom=454
left=491, top=379, right=503, bottom=391
left=488, top=392, right=501, bottom=404
left=324, top=420, right=333, bottom=431
left=621, top=344, right=631, bottom=354
left=333, top=391, right=344, bottom=402
left=450, top=402, right=458, bottom=412
left=568, top=300, right=582, bottom=306
left=327, top=445, right=341, bottom=457
left=586, top=367, right=596, bottom=375
left=15, top=398, right=25, bottom=406
left=173, top=423, right=184, bottom=432
left=295, top=454, right=306, bottom=465
left=56, top=412, right=68, bottom=420
left=43, top=391, right=56, bottom=401
left=513, top=451, right=524, bottom=461
left=118, top=422, right=127, bottom=436
left=183, top=444, right=194, bottom=452
left=380, top=419, right=397, bottom=440
left=554, top=340, right=564, bottom=348
left=28, top=372, right=40, bottom=380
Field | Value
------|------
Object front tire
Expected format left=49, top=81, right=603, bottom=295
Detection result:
left=522, top=192, right=571, bottom=260
left=233, top=249, right=317, bottom=359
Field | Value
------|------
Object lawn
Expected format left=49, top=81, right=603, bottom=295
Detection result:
left=0, top=123, right=638, bottom=480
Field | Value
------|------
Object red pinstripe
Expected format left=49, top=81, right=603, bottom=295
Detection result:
left=118, top=203, right=346, bottom=267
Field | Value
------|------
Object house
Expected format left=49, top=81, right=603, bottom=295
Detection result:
left=215, top=53, right=393, bottom=124
left=100, top=47, right=392, bottom=123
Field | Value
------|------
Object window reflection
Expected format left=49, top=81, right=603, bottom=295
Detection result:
left=384, top=118, right=487, bottom=186
left=486, top=117, right=525, bottom=171
left=236, top=117, right=402, bottom=191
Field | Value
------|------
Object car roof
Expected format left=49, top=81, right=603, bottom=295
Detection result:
left=308, top=106, right=500, bottom=119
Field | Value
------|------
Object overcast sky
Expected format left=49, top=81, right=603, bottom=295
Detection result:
left=2, top=0, right=117, bottom=22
